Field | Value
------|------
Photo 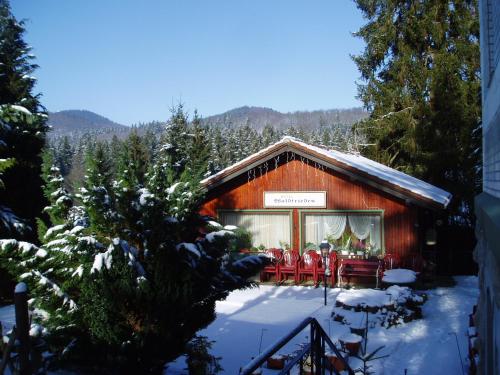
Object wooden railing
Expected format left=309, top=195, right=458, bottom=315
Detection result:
left=240, top=317, right=354, bottom=375
left=0, top=283, right=31, bottom=375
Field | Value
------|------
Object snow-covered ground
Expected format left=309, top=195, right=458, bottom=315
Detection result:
left=169, top=276, right=478, bottom=374
left=0, top=304, right=15, bottom=333
left=1, top=276, right=479, bottom=374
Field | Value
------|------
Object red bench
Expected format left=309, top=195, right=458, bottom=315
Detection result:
left=338, top=258, right=383, bottom=288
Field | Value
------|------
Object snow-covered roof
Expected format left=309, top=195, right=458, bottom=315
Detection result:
left=201, top=136, right=452, bottom=208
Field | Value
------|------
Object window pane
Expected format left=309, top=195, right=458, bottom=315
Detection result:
left=304, top=213, right=383, bottom=254
left=219, top=212, right=291, bottom=249
left=304, top=214, right=347, bottom=245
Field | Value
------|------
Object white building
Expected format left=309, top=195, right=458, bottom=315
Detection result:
left=475, top=1, right=500, bottom=373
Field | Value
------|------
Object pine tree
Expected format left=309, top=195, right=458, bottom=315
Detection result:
left=1, top=124, right=268, bottom=372
left=162, top=104, right=191, bottom=180
left=353, top=0, right=481, bottom=226
left=117, top=130, right=149, bottom=188
left=38, top=149, right=72, bottom=233
left=319, top=125, right=332, bottom=147
left=142, top=128, right=160, bottom=163
left=206, top=127, right=226, bottom=174
left=0, top=108, right=26, bottom=236
left=80, top=142, right=116, bottom=235
left=0, top=0, right=48, bottom=240
left=55, top=136, right=74, bottom=177
left=186, top=110, right=210, bottom=179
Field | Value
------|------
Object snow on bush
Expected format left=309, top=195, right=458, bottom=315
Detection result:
left=333, top=286, right=427, bottom=327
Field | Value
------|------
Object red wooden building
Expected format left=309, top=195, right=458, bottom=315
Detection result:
left=200, top=137, right=451, bottom=259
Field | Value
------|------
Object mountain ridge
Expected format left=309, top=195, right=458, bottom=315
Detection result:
left=202, top=106, right=367, bottom=131
left=47, top=106, right=368, bottom=138
left=48, top=109, right=128, bottom=133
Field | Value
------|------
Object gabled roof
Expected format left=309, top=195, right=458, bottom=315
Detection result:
left=201, top=137, right=452, bottom=209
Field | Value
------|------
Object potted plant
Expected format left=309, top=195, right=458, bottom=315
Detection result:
left=304, top=242, right=318, bottom=252
left=302, top=355, right=314, bottom=375
left=355, top=240, right=366, bottom=256
left=325, top=351, right=346, bottom=372
left=266, top=354, right=287, bottom=370
left=350, top=325, right=367, bottom=338
left=339, top=333, right=363, bottom=355
left=279, top=241, right=291, bottom=251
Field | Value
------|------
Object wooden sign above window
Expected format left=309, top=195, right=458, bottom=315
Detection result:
left=264, top=191, right=327, bottom=208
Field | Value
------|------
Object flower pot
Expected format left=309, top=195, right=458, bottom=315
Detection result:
left=266, top=355, right=285, bottom=370
left=326, top=353, right=346, bottom=372
left=341, top=250, right=349, bottom=255
left=345, top=341, right=361, bottom=355
left=350, top=326, right=367, bottom=338
left=340, top=333, right=363, bottom=355
left=356, top=251, right=364, bottom=256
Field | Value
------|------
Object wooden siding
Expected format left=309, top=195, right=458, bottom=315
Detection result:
left=201, top=155, right=420, bottom=257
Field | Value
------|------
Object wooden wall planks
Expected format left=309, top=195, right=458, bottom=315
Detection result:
left=201, top=155, right=419, bottom=257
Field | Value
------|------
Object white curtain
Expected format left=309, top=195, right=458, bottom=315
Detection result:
left=369, top=215, right=382, bottom=251
left=348, top=214, right=372, bottom=240
left=347, top=214, right=382, bottom=251
left=304, top=214, right=347, bottom=245
left=219, top=212, right=291, bottom=249
left=305, top=213, right=382, bottom=252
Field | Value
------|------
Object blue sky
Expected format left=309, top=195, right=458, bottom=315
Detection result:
left=12, top=0, right=366, bottom=125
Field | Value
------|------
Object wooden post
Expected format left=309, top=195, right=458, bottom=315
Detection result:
left=14, top=282, right=31, bottom=375
left=0, top=327, right=17, bottom=375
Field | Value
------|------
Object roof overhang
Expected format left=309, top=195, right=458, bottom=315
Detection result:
left=201, top=137, right=451, bottom=210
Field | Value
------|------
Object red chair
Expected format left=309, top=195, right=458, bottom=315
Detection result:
left=298, top=250, right=321, bottom=286
left=259, top=248, right=283, bottom=282
left=317, top=251, right=338, bottom=287
left=404, top=253, right=425, bottom=274
left=278, top=249, right=300, bottom=284
left=383, top=253, right=401, bottom=270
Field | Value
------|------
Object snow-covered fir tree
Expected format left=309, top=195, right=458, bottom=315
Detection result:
left=0, top=131, right=267, bottom=373
left=0, top=0, right=48, bottom=240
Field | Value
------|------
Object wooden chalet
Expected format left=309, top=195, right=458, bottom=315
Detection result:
left=200, top=137, right=451, bottom=261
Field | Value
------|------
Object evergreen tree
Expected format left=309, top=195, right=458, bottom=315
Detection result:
left=0, top=107, right=27, bottom=236
left=206, top=127, right=226, bottom=174
left=40, top=149, right=72, bottom=227
left=319, top=125, right=332, bottom=147
left=186, top=110, right=210, bottom=179
left=353, top=0, right=481, bottom=226
left=261, top=125, right=272, bottom=147
left=55, top=136, right=74, bottom=177
left=117, top=130, right=149, bottom=188
left=0, top=0, right=48, bottom=240
left=285, top=126, right=300, bottom=139
left=80, top=142, right=116, bottom=235
left=162, top=104, right=191, bottom=180
left=0, top=142, right=267, bottom=373
left=226, top=128, right=239, bottom=164
left=142, top=128, right=160, bottom=163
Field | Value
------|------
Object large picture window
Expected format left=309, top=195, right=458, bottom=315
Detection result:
left=218, top=211, right=292, bottom=249
left=303, top=211, right=383, bottom=254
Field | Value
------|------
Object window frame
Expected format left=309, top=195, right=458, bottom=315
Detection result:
left=299, top=209, right=385, bottom=254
